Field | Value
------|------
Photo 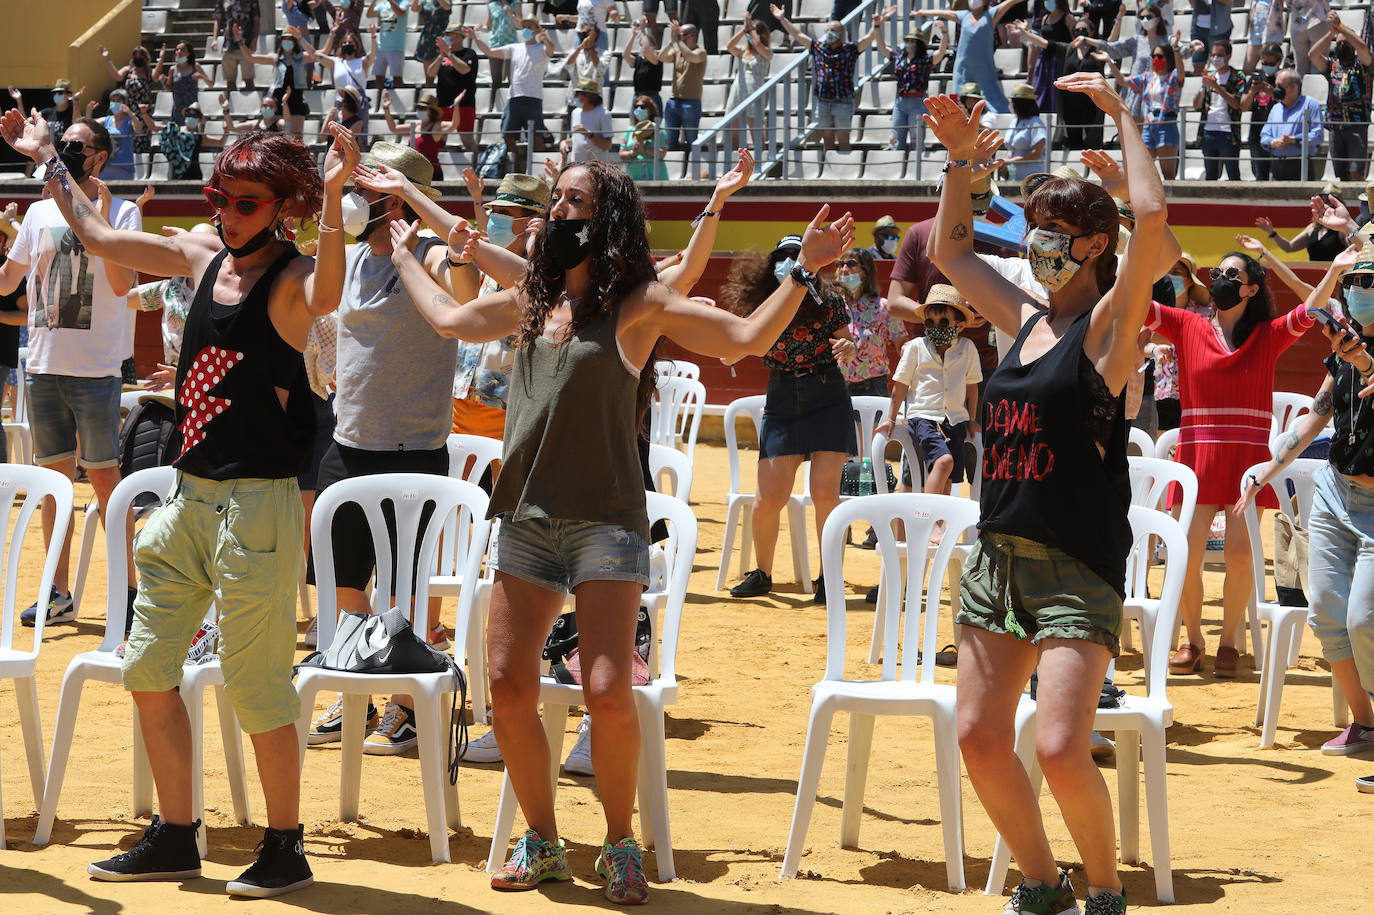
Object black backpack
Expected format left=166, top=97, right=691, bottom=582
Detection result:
left=118, top=397, right=180, bottom=506
left=475, top=141, right=509, bottom=180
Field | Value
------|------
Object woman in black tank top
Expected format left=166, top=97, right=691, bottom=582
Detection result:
left=924, top=76, right=1175, bottom=911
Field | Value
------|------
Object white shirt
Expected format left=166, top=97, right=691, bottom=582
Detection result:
left=577, top=0, right=613, bottom=34
left=1205, top=67, right=1232, bottom=130
left=892, top=335, right=982, bottom=424
left=9, top=197, right=141, bottom=377
left=570, top=105, right=614, bottom=163
left=977, top=253, right=1047, bottom=363
left=330, top=55, right=367, bottom=92
left=490, top=41, right=550, bottom=100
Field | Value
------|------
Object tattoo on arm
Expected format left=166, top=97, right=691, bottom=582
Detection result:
left=1314, top=389, right=1334, bottom=417
left=73, top=203, right=92, bottom=219
left=431, top=293, right=454, bottom=309
left=950, top=223, right=969, bottom=241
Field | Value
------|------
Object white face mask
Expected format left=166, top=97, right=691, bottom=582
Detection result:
left=185, top=116, right=200, bottom=128
left=969, top=0, right=985, bottom=10
left=340, top=191, right=388, bottom=237
left=877, top=235, right=898, bottom=257
left=1211, top=55, right=1227, bottom=71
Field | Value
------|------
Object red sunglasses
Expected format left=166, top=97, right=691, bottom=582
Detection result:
left=203, top=186, right=284, bottom=216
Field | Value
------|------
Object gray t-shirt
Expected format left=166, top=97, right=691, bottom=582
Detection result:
left=334, top=237, right=458, bottom=451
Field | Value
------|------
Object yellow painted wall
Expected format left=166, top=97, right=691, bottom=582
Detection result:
left=2, top=0, right=140, bottom=102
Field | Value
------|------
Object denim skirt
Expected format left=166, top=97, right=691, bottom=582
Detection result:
left=759, top=365, right=858, bottom=459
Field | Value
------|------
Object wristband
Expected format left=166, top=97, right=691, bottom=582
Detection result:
left=317, top=221, right=340, bottom=233
left=943, top=159, right=971, bottom=172
left=447, top=254, right=471, bottom=268
left=691, top=208, right=720, bottom=227
left=789, top=263, right=821, bottom=299
left=1267, top=230, right=1278, bottom=239
left=1247, top=473, right=1260, bottom=489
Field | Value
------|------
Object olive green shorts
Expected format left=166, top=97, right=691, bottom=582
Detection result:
left=121, top=472, right=304, bottom=735
left=956, top=532, right=1123, bottom=657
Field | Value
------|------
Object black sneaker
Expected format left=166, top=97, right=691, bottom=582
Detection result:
left=859, top=527, right=878, bottom=550
left=226, top=824, right=314, bottom=898
left=865, top=585, right=878, bottom=604
left=88, top=816, right=202, bottom=882
left=812, top=575, right=826, bottom=604
left=1357, top=773, right=1374, bottom=793
left=729, top=568, right=772, bottom=598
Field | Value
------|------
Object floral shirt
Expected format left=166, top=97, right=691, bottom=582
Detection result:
left=1326, top=58, right=1372, bottom=125
left=892, top=49, right=934, bottom=96
left=1127, top=69, right=1182, bottom=121
left=135, top=277, right=193, bottom=365
left=213, top=0, right=261, bottom=52
left=452, top=273, right=516, bottom=408
left=764, top=292, right=849, bottom=372
left=842, top=294, right=906, bottom=384
left=812, top=41, right=861, bottom=101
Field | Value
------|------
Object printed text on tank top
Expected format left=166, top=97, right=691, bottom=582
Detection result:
left=540, top=296, right=642, bottom=376
left=208, top=246, right=307, bottom=409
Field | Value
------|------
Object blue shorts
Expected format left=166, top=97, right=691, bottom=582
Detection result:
left=502, top=96, right=546, bottom=138
left=26, top=373, right=122, bottom=468
left=909, top=416, right=969, bottom=484
left=816, top=97, right=856, bottom=132
left=1141, top=120, right=1180, bottom=149
left=494, top=516, right=650, bottom=594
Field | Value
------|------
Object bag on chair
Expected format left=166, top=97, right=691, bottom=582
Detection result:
left=541, top=607, right=653, bottom=687
left=1274, top=512, right=1309, bottom=607
left=839, top=459, right=898, bottom=496
left=297, top=606, right=468, bottom=783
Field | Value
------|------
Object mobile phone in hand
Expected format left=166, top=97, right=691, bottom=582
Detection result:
left=1310, top=306, right=1358, bottom=341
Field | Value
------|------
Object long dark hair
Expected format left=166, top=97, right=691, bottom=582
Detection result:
left=722, top=247, right=845, bottom=330
left=518, top=160, right=661, bottom=422
left=852, top=247, right=880, bottom=298
left=1224, top=251, right=1275, bottom=347
left=1024, top=176, right=1120, bottom=295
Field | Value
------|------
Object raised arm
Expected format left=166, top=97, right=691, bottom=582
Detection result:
left=659, top=148, right=753, bottom=294
left=991, top=0, right=1016, bottom=27
left=97, top=45, right=126, bottom=82
left=1010, top=19, right=1049, bottom=51
left=857, top=13, right=881, bottom=53
left=770, top=6, right=811, bottom=48
left=913, top=9, right=958, bottom=23
left=1236, top=233, right=1316, bottom=299
left=1235, top=374, right=1336, bottom=516
left=152, top=43, right=170, bottom=86
left=1080, top=148, right=1181, bottom=283
left=1310, top=12, right=1339, bottom=69
left=389, top=219, right=523, bottom=342
left=302, top=122, right=361, bottom=316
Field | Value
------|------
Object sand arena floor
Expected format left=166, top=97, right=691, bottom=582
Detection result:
left=0, top=442, right=1365, bottom=913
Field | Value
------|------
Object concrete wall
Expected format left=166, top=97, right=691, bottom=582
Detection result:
left=2, top=0, right=140, bottom=101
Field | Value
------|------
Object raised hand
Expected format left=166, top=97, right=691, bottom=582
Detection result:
left=1333, top=239, right=1363, bottom=274
left=0, top=107, right=52, bottom=161
left=1054, top=71, right=1128, bottom=118
left=6, top=86, right=20, bottom=103
left=714, top=147, right=754, bottom=198
left=322, top=121, right=361, bottom=190
left=972, top=127, right=1004, bottom=161
left=92, top=178, right=112, bottom=221
left=922, top=94, right=985, bottom=158
left=446, top=217, right=478, bottom=259
left=1255, top=215, right=1275, bottom=233
left=1234, top=233, right=1265, bottom=255
left=98, top=44, right=109, bottom=58
left=352, top=160, right=411, bottom=197
left=542, top=155, right=561, bottom=187
left=136, top=183, right=157, bottom=211
left=1316, top=194, right=1355, bottom=233
left=770, top=4, right=784, bottom=19
left=461, top=165, right=483, bottom=202
left=1079, top=148, right=1127, bottom=198
left=389, top=218, right=423, bottom=263
left=798, top=204, right=857, bottom=270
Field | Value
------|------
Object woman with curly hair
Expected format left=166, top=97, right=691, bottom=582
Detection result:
left=390, top=158, right=853, bottom=904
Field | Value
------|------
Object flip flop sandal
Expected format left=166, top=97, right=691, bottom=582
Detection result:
left=935, top=644, right=958, bottom=667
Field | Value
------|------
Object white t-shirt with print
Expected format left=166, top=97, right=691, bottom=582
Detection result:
left=9, top=197, right=142, bottom=377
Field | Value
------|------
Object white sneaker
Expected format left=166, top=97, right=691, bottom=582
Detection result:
left=563, top=714, right=594, bottom=776
left=303, top=616, right=318, bottom=649
left=460, top=728, right=503, bottom=763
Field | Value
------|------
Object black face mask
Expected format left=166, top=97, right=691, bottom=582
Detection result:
left=544, top=218, right=592, bottom=271
left=1210, top=276, right=1246, bottom=311
left=1272, top=84, right=1287, bottom=103
left=215, top=202, right=284, bottom=258
left=59, top=143, right=92, bottom=182
left=1338, top=43, right=1356, bottom=66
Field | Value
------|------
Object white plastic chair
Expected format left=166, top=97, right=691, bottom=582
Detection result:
left=872, top=421, right=923, bottom=493
left=1124, top=457, right=1198, bottom=655
left=1128, top=425, right=1154, bottom=457
left=486, top=491, right=697, bottom=882
left=1239, top=459, right=1347, bottom=747
left=798, top=394, right=895, bottom=515
left=2, top=421, right=32, bottom=465
left=0, top=464, right=72, bottom=848
left=1271, top=391, right=1313, bottom=440
left=648, top=442, right=692, bottom=503
left=715, top=395, right=812, bottom=593
left=650, top=375, right=706, bottom=465
left=653, top=359, right=701, bottom=383
left=297, top=473, right=491, bottom=863
left=430, top=433, right=504, bottom=726
left=1153, top=427, right=1178, bottom=461
left=780, top=493, right=979, bottom=891
left=985, top=505, right=1189, bottom=904
left=34, top=467, right=252, bottom=856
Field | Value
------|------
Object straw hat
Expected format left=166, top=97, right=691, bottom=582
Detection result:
left=575, top=77, right=602, bottom=100
left=1350, top=240, right=1374, bottom=275
left=415, top=92, right=441, bottom=114
left=959, top=82, right=983, bottom=100
left=1360, top=182, right=1374, bottom=204
left=875, top=215, right=898, bottom=232
left=345, top=141, right=442, bottom=200
left=53, top=78, right=71, bottom=93
left=491, top=173, right=550, bottom=214
left=1175, top=251, right=1209, bottom=299
left=914, top=284, right=973, bottom=324
left=1321, top=181, right=1343, bottom=199
left=338, top=85, right=362, bottom=109
left=1010, top=83, right=1036, bottom=101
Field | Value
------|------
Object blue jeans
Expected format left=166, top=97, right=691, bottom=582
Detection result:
left=665, top=96, right=702, bottom=151
left=501, top=95, right=546, bottom=145
left=26, top=372, right=122, bottom=468
left=891, top=96, right=926, bottom=150
left=494, top=516, right=651, bottom=594
left=1141, top=119, right=1180, bottom=149
left=1307, top=464, right=1374, bottom=702
left=1200, top=129, right=1240, bottom=180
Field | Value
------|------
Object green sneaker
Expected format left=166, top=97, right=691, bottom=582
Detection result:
left=1083, top=889, right=1127, bottom=915
left=1003, top=869, right=1080, bottom=914
left=490, top=829, right=571, bottom=891
left=595, top=836, right=649, bottom=905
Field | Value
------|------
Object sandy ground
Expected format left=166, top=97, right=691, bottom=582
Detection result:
left=0, top=442, right=1366, bottom=913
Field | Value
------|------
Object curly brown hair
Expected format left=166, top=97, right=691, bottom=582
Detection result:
left=517, top=160, right=661, bottom=422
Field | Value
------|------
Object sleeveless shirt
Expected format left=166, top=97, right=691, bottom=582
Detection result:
left=487, top=301, right=648, bottom=539
left=978, top=307, right=1132, bottom=597
left=173, top=248, right=314, bottom=480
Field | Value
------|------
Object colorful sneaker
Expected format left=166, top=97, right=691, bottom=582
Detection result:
left=1084, top=890, right=1128, bottom=915
left=87, top=816, right=202, bottom=882
left=595, top=836, right=649, bottom=905
left=225, top=823, right=314, bottom=898
left=1322, top=722, right=1374, bottom=756
left=184, top=623, right=220, bottom=665
left=1003, top=869, right=1080, bottom=915
left=307, top=698, right=381, bottom=746
left=20, top=586, right=74, bottom=628
left=363, top=701, right=418, bottom=755
left=490, top=829, right=571, bottom=890
left=460, top=728, right=503, bottom=763
left=563, top=714, right=594, bottom=776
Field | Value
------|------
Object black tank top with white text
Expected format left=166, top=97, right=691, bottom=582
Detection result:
left=172, top=248, right=314, bottom=480
left=978, top=307, right=1132, bottom=597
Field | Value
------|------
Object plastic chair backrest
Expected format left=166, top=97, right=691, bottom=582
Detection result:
left=1128, top=426, right=1154, bottom=457
left=1127, top=504, right=1189, bottom=701
left=849, top=396, right=891, bottom=463
left=1271, top=391, right=1314, bottom=440
left=97, top=466, right=176, bottom=651
left=872, top=423, right=919, bottom=494
left=653, top=359, right=701, bottom=383
left=648, top=443, right=692, bottom=502
left=1154, top=427, right=1179, bottom=461
left=723, top=395, right=767, bottom=495
left=819, top=493, right=980, bottom=685
left=311, top=474, right=491, bottom=662
left=645, top=491, right=698, bottom=686
left=0, top=465, right=73, bottom=655
left=1242, top=458, right=1322, bottom=608
left=650, top=376, right=706, bottom=458
left=1127, top=455, right=1199, bottom=533
left=435, top=434, right=503, bottom=580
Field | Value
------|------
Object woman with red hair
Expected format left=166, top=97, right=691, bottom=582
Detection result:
left=0, top=111, right=359, bottom=899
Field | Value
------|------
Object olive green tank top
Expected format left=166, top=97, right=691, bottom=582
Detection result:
left=487, top=301, right=648, bottom=539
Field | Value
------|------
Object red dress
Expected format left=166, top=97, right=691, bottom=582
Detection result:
left=1146, top=301, right=1315, bottom=508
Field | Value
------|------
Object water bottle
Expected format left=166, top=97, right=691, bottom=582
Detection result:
left=859, top=458, right=875, bottom=496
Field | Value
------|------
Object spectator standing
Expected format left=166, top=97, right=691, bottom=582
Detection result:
left=1082, top=0, right=1121, bottom=39
left=368, top=0, right=412, bottom=97
left=917, top=1, right=1016, bottom=114
left=1058, top=22, right=1109, bottom=148
left=866, top=215, right=900, bottom=260
left=98, top=44, right=155, bottom=179
left=623, top=17, right=667, bottom=119
left=683, top=0, right=721, bottom=55
left=295, top=24, right=376, bottom=137
left=153, top=42, right=215, bottom=128
left=1311, top=12, right=1374, bottom=182
left=874, top=22, right=947, bottom=152
left=621, top=95, right=670, bottom=179
left=574, top=0, right=619, bottom=55
left=237, top=26, right=313, bottom=137
left=1188, top=1, right=1234, bottom=73
left=1255, top=187, right=1352, bottom=261
left=99, top=89, right=155, bottom=181
left=430, top=24, right=480, bottom=160
left=158, top=103, right=210, bottom=180
left=559, top=28, right=608, bottom=111
left=560, top=78, right=614, bottom=163
left=381, top=91, right=462, bottom=179
left=478, top=18, right=557, bottom=160
left=661, top=22, right=708, bottom=151
left=1085, top=2, right=1169, bottom=122
left=1292, top=0, right=1333, bottom=77
left=1028, top=0, right=1074, bottom=115
left=212, top=0, right=262, bottom=92
left=1107, top=41, right=1183, bottom=179
left=1247, top=42, right=1284, bottom=180
left=835, top=248, right=905, bottom=397
left=1001, top=83, right=1048, bottom=182
left=415, top=0, right=454, bottom=81
left=481, top=1, right=521, bottom=112
left=326, top=0, right=365, bottom=55
left=1191, top=38, right=1248, bottom=181
left=725, top=14, right=772, bottom=152
left=1245, top=0, right=1284, bottom=72
left=772, top=9, right=881, bottom=153
left=1261, top=68, right=1326, bottom=180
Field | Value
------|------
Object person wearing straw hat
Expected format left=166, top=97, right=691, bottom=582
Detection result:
left=1237, top=240, right=1374, bottom=784
left=379, top=89, right=464, bottom=180
left=1001, top=82, right=1048, bottom=182
left=865, top=214, right=901, bottom=260
left=917, top=2, right=1016, bottom=114
left=560, top=77, right=615, bottom=164
left=874, top=21, right=948, bottom=151
left=322, top=85, right=369, bottom=145
left=957, top=81, right=999, bottom=130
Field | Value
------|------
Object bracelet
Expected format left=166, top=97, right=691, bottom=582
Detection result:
left=943, top=159, right=971, bottom=172
left=42, top=155, right=71, bottom=193
left=1247, top=473, right=1260, bottom=489
left=789, top=263, right=821, bottom=299
left=690, top=208, right=719, bottom=227
left=447, top=254, right=471, bottom=268
left=1267, top=230, right=1278, bottom=238
left=317, top=221, right=340, bottom=233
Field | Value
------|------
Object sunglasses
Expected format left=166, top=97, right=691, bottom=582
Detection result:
left=1345, top=273, right=1374, bottom=289
left=203, top=186, right=284, bottom=216
left=1209, top=265, right=1245, bottom=281
left=924, top=317, right=960, bottom=329
left=60, top=140, right=99, bottom=157
left=837, top=259, right=861, bottom=269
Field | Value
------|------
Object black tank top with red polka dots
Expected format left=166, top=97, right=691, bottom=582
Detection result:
left=172, top=247, right=314, bottom=481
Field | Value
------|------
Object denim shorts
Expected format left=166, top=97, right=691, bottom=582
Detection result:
left=1141, top=119, right=1180, bottom=149
left=494, top=516, right=650, bottom=594
left=502, top=96, right=546, bottom=137
left=816, top=97, right=856, bottom=131
left=26, top=373, right=122, bottom=468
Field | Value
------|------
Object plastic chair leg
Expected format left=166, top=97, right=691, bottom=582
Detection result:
left=985, top=713, right=1038, bottom=895
left=715, top=497, right=743, bottom=590
left=1247, top=604, right=1265, bottom=673
left=487, top=772, right=521, bottom=872
left=180, top=682, right=209, bottom=857
left=635, top=698, right=674, bottom=881
left=131, top=706, right=154, bottom=817
left=412, top=692, right=453, bottom=863
left=1116, top=728, right=1141, bottom=864
left=786, top=498, right=813, bottom=594
left=339, top=693, right=368, bottom=822
left=740, top=501, right=755, bottom=579
left=1141, top=725, right=1175, bottom=903
left=866, top=572, right=886, bottom=665
left=839, top=712, right=876, bottom=848
left=542, top=702, right=569, bottom=792
left=215, top=689, right=252, bottom=826
left=932, top=710, right=966, bottom=892
left=1258, top=616, right=1301, bottom=747
left=779, top=701, right=835, bottom=879
left=15, top=675, right=47, bottom=810
left=34, top=670, right=86, bottom=845
left=70, top=504, right=100, bottom=619
left=635, top=730, right=656, bottom=852
left=467, top=592, right=490, bottom=724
